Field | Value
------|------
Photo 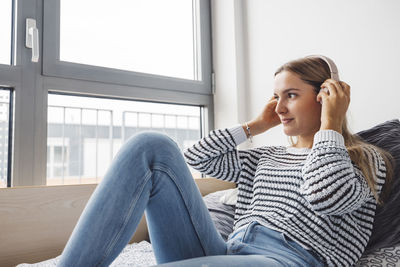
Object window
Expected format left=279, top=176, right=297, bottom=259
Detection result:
left=47, top=94, right=203, bottom=186
left=0, top=89, right=12, bottom=188
left=60, top=0, right=198, bottom=80
left=0, top=1, right=12, bottom=65
left=47, top=140, right=69, bottom=181
left=1, top=0, right=212, bottom=187
left=43, top=0, right=212, bottom=94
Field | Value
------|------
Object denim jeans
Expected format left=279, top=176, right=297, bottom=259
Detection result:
left=58, top=132, right=324, bottom=267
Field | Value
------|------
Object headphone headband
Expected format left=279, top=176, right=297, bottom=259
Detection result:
left=306, top=55, right=340, bottom=81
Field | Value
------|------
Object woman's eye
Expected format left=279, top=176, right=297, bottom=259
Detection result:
left=288, top=93, right=297, bottom=98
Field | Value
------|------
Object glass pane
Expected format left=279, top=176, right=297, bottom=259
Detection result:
left=0, top=89, right=11, bottom=188
left=47, top=93, right=202, bottom=186
left=0, top=1, right=12, bottom=65
left=60, top=0, right=199, bottom=80
left=53, top=146, right=63, bottom=162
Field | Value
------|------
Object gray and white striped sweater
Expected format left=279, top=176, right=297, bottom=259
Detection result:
left=184, top=126, right=387, bottom=267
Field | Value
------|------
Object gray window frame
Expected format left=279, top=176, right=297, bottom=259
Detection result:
left=0, top=0, right=214, bottom=187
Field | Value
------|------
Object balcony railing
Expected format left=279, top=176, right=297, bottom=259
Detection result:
left=47, top=104, right=201, bottom=185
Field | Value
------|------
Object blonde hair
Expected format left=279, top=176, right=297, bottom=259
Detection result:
left=275, top=57, right=394, bottom=204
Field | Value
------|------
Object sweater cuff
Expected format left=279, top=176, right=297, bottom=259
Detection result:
left=313, top=129, right=345, bottom=147
left=228, top=125, right=248, bottom=145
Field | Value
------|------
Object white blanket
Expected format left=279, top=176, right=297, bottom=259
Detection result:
left=17, top=241, right=156, bottom=267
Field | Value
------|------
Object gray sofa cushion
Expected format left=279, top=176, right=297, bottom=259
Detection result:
left=203, top=189, right=235, bottom=241
left=355, top=244, right=400, bottom=267
left=356, top=119, right=400, bottom=252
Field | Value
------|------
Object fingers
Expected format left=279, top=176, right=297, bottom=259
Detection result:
left=268, top=95, right=277, bottom=102
left=317, top=88, right=328, bottom=104
left=321, top=79, right=350, bottom=99
left=318, top=79, right=351, bottom=107
left=268, top=96, right=278, bottom=108
left=339, top=81, right=351, bottom=99
left=321, top=79, right=340, bottom=96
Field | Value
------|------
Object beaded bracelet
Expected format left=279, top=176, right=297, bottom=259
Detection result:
left=245, top=122, right=253, bottom=143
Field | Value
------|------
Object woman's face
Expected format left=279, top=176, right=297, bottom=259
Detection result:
left=273, top=71, right=322, bottom=143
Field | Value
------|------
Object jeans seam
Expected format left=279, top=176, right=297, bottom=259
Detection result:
left=96, top=169, right=153, bottom=267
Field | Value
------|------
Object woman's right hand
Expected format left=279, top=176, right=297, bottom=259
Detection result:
left=243, top=96, right=281, bottom=137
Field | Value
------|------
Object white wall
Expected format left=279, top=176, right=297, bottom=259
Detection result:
left=211, top=0, right=247, bottom=129
left=212, top=0, right=400, bottom=148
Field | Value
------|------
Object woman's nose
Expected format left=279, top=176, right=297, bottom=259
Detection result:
left=275, top=100, right=287, bottom=114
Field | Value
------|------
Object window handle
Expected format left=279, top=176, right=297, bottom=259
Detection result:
left=26, top=18, right=39, bottom=63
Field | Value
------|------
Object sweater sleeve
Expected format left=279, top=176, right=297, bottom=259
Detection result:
left=183, top=125, right=262, bottom=183
left=300, top=130, right=387, bottom=215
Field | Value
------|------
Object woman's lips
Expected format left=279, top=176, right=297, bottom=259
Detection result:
left=282, top=118, right=294, bottom=124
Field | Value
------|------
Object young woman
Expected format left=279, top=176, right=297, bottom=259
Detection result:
left=59, top=55, right=393, bottom=267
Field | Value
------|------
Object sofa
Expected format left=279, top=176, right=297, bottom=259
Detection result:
left=4, top=119, right=400, bottom=267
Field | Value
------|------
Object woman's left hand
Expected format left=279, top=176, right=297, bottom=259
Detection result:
left=317, top=79, right=351, bottom=133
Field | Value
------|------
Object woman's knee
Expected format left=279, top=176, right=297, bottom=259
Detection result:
left=122, top=131, right=181, bottom=160
left=131, top=131, right=177, bottom=149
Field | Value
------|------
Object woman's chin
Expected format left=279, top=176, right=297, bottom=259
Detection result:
left=283, top=127, right=297, bottom=136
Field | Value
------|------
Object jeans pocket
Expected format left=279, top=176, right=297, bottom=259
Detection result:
left=280, top=233, right=316, bottom=265
left=227, top=222, right=260, bottom=255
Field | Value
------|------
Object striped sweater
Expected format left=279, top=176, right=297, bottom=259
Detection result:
left=184, top=126, right=387, bottom=267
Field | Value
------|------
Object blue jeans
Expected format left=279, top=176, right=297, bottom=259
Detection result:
left=58, top=132, right=324, bottom=267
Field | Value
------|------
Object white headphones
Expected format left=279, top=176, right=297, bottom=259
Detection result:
left=306, top=55, right=340, bottom=81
